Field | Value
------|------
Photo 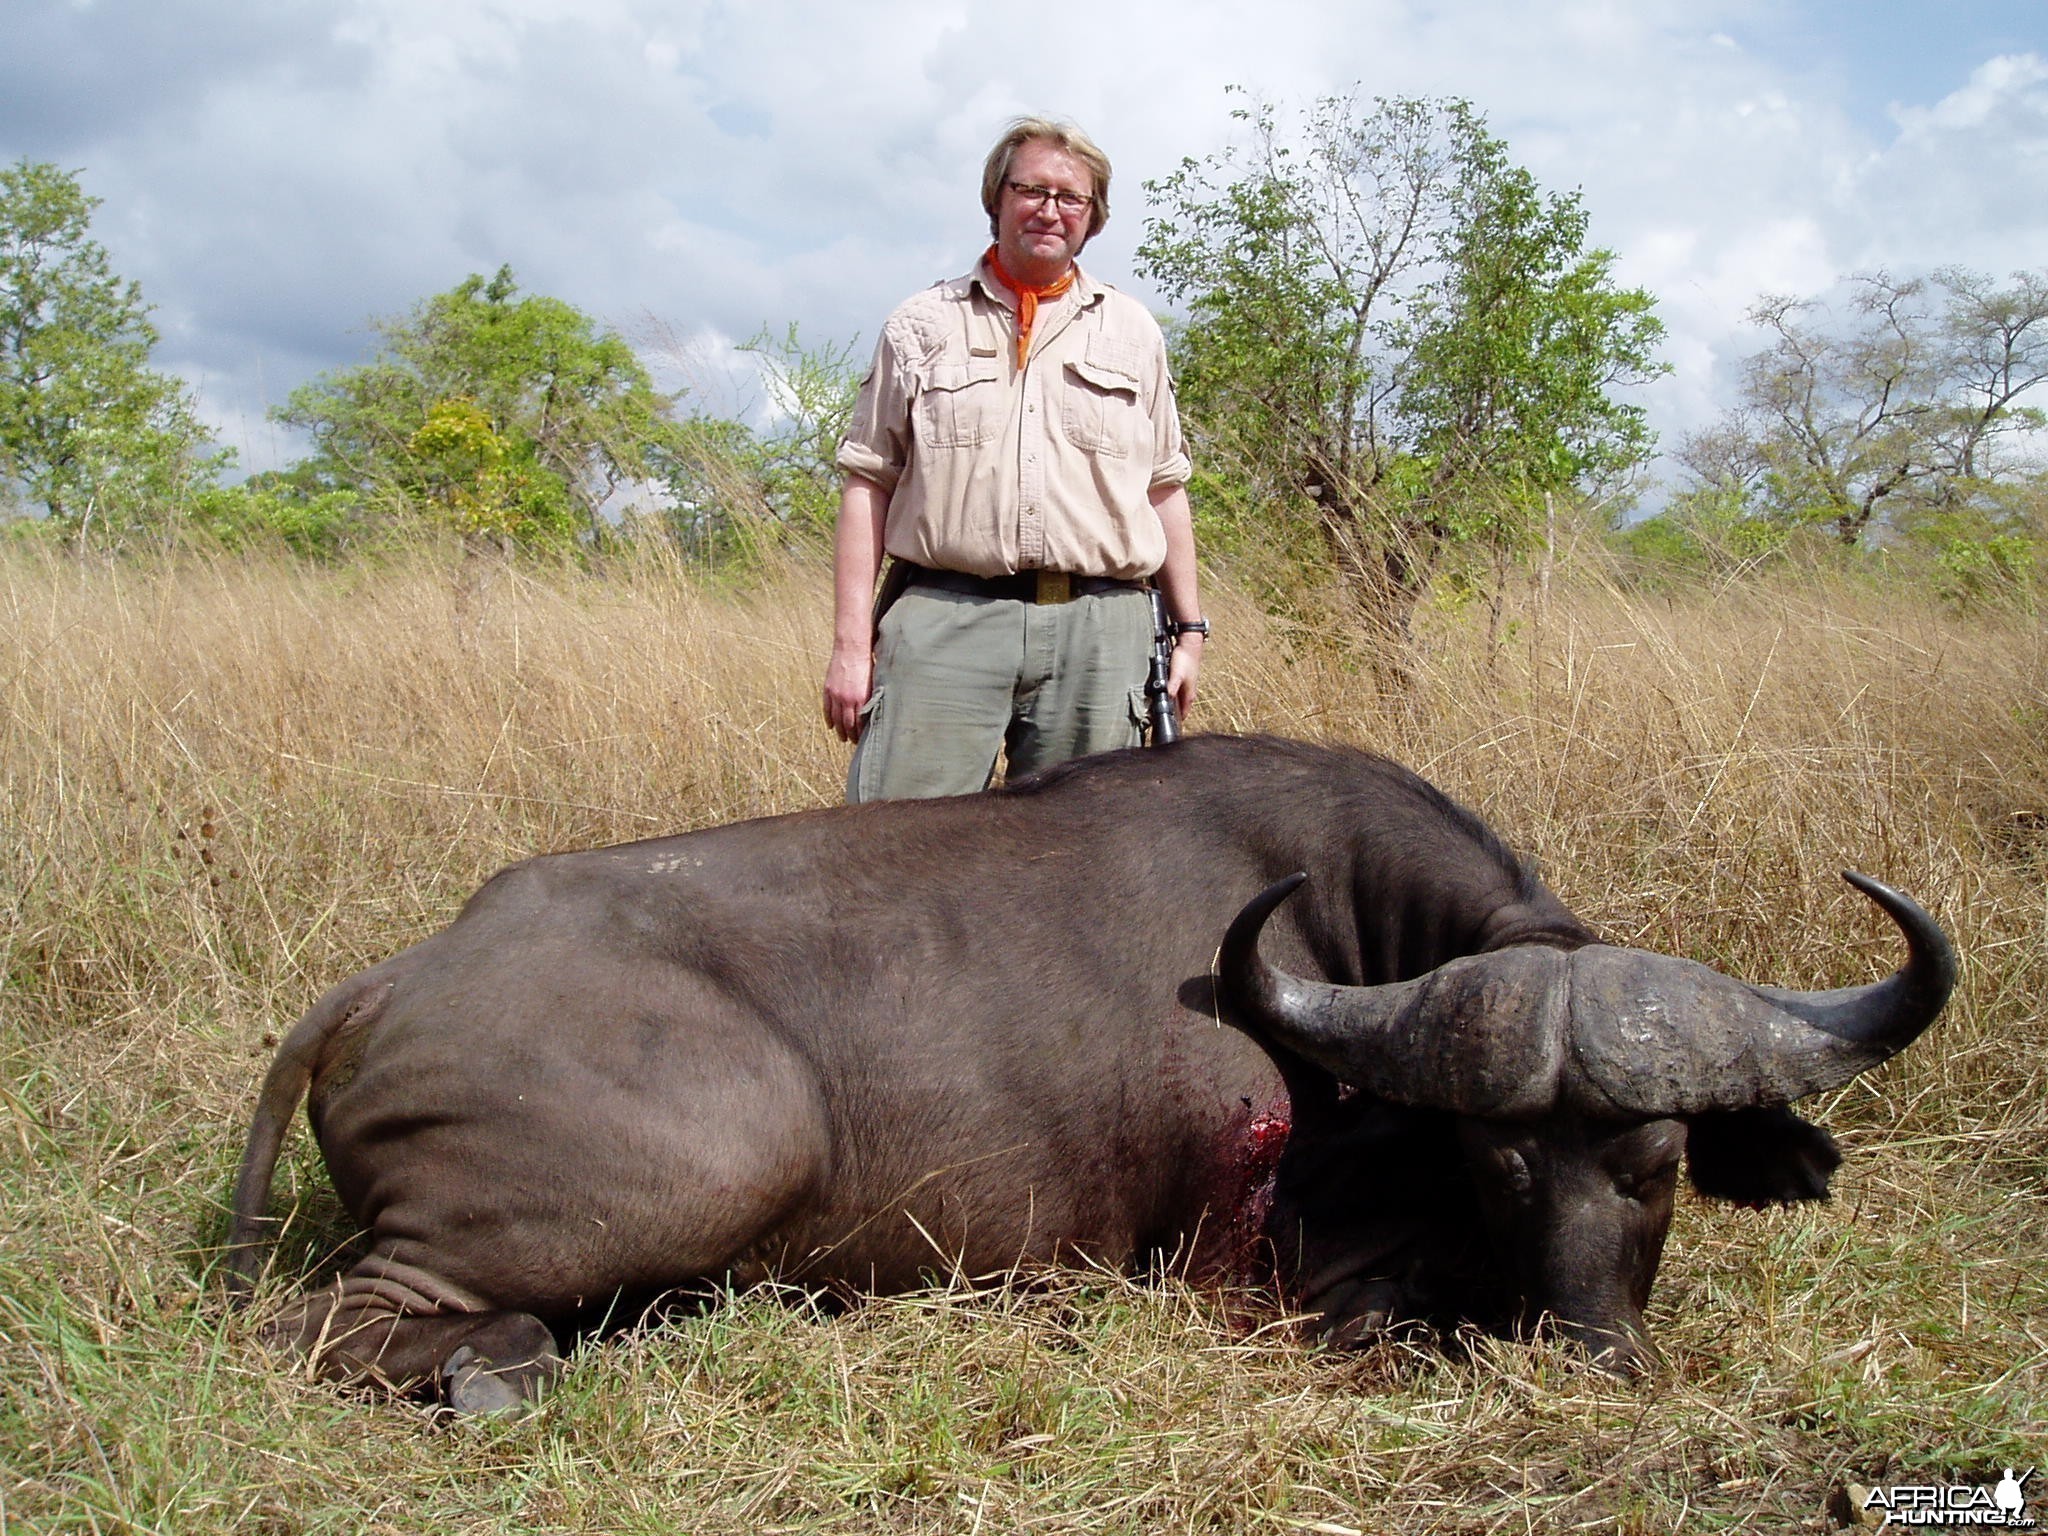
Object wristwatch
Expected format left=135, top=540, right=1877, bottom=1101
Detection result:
left=1171, top=618, right=1211, bottom=639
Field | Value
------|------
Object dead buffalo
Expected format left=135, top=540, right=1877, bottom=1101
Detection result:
left=226, top=735, right=1954, bottom=1410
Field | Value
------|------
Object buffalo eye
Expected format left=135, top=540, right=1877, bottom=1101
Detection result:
left=1604, top=1122, right=1684, bottom=1201
left=1612, top=1164, right=1675, bottom=1200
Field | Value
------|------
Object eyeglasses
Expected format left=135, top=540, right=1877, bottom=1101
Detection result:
left=1005, top=179, right=1094, bottom=216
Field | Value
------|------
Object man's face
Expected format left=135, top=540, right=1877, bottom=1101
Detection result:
left=995, top=139, right=1095, bottom=281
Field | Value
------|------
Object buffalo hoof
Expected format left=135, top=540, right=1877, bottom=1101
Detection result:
left=437, top=1328, right=563, bottom=1416
left=439, top=1345, right=558, bottom=1415
left=441, top=1346, right=526, bottom=1414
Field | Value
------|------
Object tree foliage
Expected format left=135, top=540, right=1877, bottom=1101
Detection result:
left=0, top=159, right=221, bottom=541
left=1673, top=268, right=2048, bottom=548
left=657, top=324, right=861, bottom=563
left=1138, top=90, right=1666, bottom=628
left=276, top=266, right=683, bottom=548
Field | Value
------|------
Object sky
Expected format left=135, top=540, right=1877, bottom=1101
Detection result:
left=4, top=0, right=2045, bottom=489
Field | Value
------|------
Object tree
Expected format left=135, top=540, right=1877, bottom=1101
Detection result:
left=277, top=266, right=684, bottom=548
left=1138, top=91, right=1666, bottom=632
left=652, top=324, right=862, bottom=564
left=1674, top=268, right=2048, bottom=547
left=0, top=159, right=221, bottom=540
left=1393, top=133, right=1662, bottom=514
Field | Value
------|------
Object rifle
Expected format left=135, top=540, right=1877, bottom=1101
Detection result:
left=1144, top=588, right=1181, bottom=747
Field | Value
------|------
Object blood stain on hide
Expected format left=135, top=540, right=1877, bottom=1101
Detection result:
left=1191, top=1103, right=1294, bottom=1279
left=1240, top=1109, right=1292, bottom=1237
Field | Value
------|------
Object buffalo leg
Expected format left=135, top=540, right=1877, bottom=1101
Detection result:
left=266, top=1252, right=562, bottom=1412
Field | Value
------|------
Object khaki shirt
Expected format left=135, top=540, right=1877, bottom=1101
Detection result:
left=836, top=258, right=1192, bottom=580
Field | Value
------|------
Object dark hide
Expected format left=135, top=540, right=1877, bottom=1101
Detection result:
left=225, top=735, right=1920, bottom=1407
left=1685, top=1106, right=1843, bottom=1207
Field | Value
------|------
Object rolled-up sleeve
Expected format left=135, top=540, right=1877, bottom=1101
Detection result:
left=1146, top=344, right=1192, bottom=492
left=835, top=330, right=913, bottom=495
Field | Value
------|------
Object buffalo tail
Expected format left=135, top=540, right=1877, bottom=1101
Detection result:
left=222, top=979, right=392, bottom=1300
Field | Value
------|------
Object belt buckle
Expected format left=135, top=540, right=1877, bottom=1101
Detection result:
left=1035, top=570, right=1072, bottom=604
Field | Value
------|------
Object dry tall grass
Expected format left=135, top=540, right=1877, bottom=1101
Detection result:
left=2, top=542, right=2042, bottom=1534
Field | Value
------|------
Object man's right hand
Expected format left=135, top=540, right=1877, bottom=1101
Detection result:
left=823, top=642, right=873, bottom=743
left=825, top=476, right=890, bottom=744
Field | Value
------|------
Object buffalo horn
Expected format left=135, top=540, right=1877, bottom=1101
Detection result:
left=1216, top=873, right=1576, bottom=1117
left=1562, top=872, right=1957, bottom=1116
left=1217, top=871, right=1956, bottom=1119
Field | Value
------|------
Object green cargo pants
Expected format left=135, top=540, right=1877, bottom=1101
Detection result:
left=846, top=584, right=1150, bottom=802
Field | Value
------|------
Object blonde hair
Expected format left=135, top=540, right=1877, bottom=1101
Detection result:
left=980, top=116, right=1111, bottom=240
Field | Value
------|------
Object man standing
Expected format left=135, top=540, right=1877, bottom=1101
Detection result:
left=824, top=117, right=1206, bottom=801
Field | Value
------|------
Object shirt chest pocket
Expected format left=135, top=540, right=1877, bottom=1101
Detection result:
left=1060, top=343, right=1142, bottom=458
left=915, top=356, right=1006, bottom=448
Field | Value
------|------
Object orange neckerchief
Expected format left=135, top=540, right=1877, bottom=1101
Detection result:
left=986, top=244, right=1076, bottom=370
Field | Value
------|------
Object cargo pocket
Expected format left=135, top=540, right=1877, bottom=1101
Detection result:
left=1061, top=342, right=1142, bottom=457
left=1125, top=686, right=1150, bottom=750
left=846, top=685, right=889, bottom=803
left=916, top=357, right=1005, bottom=447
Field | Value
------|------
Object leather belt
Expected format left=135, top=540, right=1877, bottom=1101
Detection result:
left=899, top=564, right=1145, bottom=605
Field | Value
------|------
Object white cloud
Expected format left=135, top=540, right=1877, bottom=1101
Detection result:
left=1891, top=50, right=2048, bottom=133
left=1849, top=53, right=2048, bottom=278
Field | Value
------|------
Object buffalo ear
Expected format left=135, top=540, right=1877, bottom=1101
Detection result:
left=1684, top=1106, right=1843, bottom=1207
